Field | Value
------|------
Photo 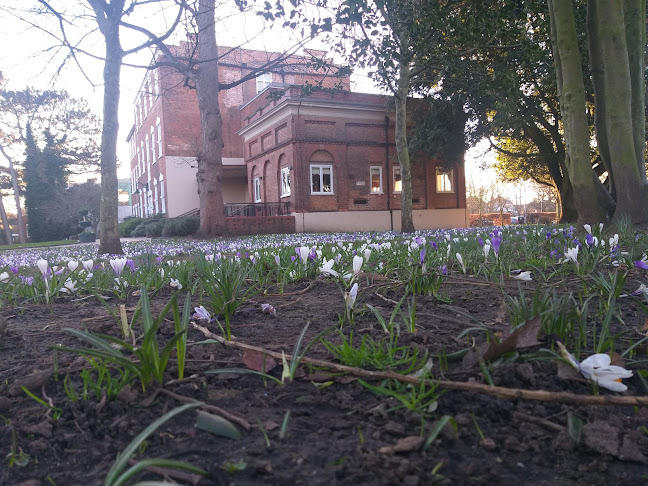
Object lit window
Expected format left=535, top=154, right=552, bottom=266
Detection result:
left=370, top=166, right=382, bottom=193
left=393, top=167, right=402, bottom=193
left=281, top=167, right=291, bottom=197
left=311, top=165, right=333, bottom=194
left=436, top=168, right=454, bottom=193
left=256, top=72, right=273, bottom=94
left=254, top=176, right=262, bottom=202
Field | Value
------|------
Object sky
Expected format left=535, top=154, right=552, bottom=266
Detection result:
left=0, top=1, right=520, bottom=206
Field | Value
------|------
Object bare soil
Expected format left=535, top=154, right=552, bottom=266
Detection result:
left=2, top=276, right=648, bottom=485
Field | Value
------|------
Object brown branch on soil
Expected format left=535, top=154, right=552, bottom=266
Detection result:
left=192, top=323, right=648, bottom=408
left=126, top=459, right=203, bottom=486
left=512, top=410, right=566, bottom=433
left=159, top=389, right=251, bottom=431
left=265, top=281, right=317, bottom=297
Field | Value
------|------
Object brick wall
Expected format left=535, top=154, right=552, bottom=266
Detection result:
left=225, top=216, right=295, bottom=236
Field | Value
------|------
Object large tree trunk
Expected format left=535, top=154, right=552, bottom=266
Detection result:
left=97, top=27, right=124, bottom=255
left=0, top=193, right=13, bottom=244
left=194, top=0, right=226, bottom=237
left=88, top=0, right=124, bottom=255
left=395, top=60, right=414, bottom=233
left=0, top=144, right=26, bottom=243
left=623, top=0, right=647, bottom=183
left=590, top=0, right=648, bottom=223
left=547, top=0, right=607, bottom=224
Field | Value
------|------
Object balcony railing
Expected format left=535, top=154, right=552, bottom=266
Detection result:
left=224, top=202, right=291, bottom=218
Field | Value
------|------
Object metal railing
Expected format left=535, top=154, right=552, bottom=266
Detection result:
left=224, top=202, right=291, bottom=217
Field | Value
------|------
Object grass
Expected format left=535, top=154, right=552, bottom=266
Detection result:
left=0, top=239, right=78, bottom=251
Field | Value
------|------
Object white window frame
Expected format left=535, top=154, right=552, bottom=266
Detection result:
left=436, top=167, right=455, bottom=193
left=153, top=178, right=159, bottom=214
left=159, top=174, right=166, bottom=214
left=142, top=92, right=148, bottom=119
left=310, top=164, right=334, bottom=195
left=280, top=167, right=291, bottom=197
left=370, top=166, right=383, bottom=194
left=256, top=72, right=272, bottom=94
left=393, top=167, right=402, bottom=193
left=150, top=126, right=156, bottom=162
left=156, top=118, right=162, bottom=158
left=254, top=176, right=262, bottom=202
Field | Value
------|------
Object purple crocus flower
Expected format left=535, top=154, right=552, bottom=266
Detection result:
left=635, top=260, right=648, bottom=270
left=126, top=259, right=136, bottom=272
left=419, top=249, right=426, bottom=265
left=491, top=236, right=502, bottom=256
left=430, top=241, right=438, bottom=251
left=437, top=265, right=448, bottom=275
left=290, top=255, right=297, bottom=262
left=156, top=256, right=163, bottom=265
left=20, top=276, right=34, bottom=286
left=478, top=238, right=484, bottom=247
left=585, top=233, right=594, bottom=247
left=9, top=266, right=19, bottom=274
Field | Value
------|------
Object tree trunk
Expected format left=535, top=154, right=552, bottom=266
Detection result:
left=547, top=0, right=607, bottom=224
left=591, top=0, right=648, bottom=223
left=0, top=144, right=26, bottom=243
left=395, top=60, right=414, bottom=233
left=0, top=193, right=13, bottom=244
left=587, top=0, right=616, bottom=201
left=623, top=0, right=647, bottom=183
left=97, top=24, right=124, bottom=255
left=194, top=0, right=226, bottom=238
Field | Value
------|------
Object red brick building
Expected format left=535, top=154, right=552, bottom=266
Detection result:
left=126, top=45, right=467, bottom=232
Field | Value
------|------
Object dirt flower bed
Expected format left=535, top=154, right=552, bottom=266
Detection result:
left=2, top=273, right=648, bottom=486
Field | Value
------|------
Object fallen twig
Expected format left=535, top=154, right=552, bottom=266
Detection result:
left=159, top=388, right=251, bottom=431
left=126, top=459, right=203, bottom=486
left=192, top=323, right=648, bottom=408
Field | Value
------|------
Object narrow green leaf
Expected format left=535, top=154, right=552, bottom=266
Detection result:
left=423, top=415, right=457, bottom=451
left=195, top=410, right=242, bottom=440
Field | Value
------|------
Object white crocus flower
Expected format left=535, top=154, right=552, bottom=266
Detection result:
left=297, top=246, right=310, bottom=266
left=319, top=258, right=339, bottom=277
left=82, top=259, right=94, bottom=272
left=275, top=255, right=281, bottom=266
left=609, top=234, right=619, bottom=247
left=564, top=246, right=579, bottom=264
left=61, top=279, right=77, bottom=293
left=0, top=272, right=9, bottom=283
left=558, top=343, right=633, bottom=392
left=483, top=243, right=491, bottom=260
left=456, top=253, right=466, bottom=274
left=159, top=268, right=165, bottom=279
left=37, top=259, right=49, bottom=276
left=364, top=248, right=372, bottom=262
left=170, top=278, right=182, bottom=290
left=110, top=257, right=128, bottom=277
left=67, top=261, right=79, bottom=272
left=345, top=283, right=359, bottom=311
left=352, top=255, right=363, bottom=276
left=85, top=273, right=93, bottom=282
left=513, top=271, right=532, bottom=281
left=192, top=306, right=211, bottom=321
left=599, top=223, right=604, bottom=233
left=583, top=224, right=592, bottom=234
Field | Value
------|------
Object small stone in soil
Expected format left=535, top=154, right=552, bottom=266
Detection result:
left=480, top=437, right=496, bottom=451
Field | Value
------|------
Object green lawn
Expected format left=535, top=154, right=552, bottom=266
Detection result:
left=0, top=239, right=78, bottom=251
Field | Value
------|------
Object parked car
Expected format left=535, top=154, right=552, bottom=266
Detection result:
left=470, top=218, right=495, bottom=227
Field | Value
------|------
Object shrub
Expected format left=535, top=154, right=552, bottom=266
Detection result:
left=119, top=217, right=144, bottom=237
left=145, top=221, right=164, bottom=237
left=131, top=223, right=147, bottom=237
left=162, top=217, right=200, bottom=237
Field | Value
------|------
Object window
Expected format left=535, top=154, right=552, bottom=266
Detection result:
left=256, top=72, right=272, bottom=94
left=280, top=167, right=291, bottom=197
left=144, top=136, right=149, bottom=167
left=159, top=174, right=166, bottom=214
left=436, top=168, right=454, bottom=193
left=142, top=92, right=148, bottom=118
left=156, top=118, right=162, bottom=158
left=311, top=165, right=333, bottom=194
left=150, top=126, right=156, bottom=162
left=153, top=69, right=159, bottom=97
left=393, top=167, right=402, bottom=193
left=153, top=178, right=159, bottom=214
left=370, top=166, right=383, bottom=193
left=254, top=177, right=262, bottom=202
left=140, top=142, right=145, bottom=172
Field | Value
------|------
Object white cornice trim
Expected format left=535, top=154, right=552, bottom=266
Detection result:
left=238, top=98, right=391, bottom=140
